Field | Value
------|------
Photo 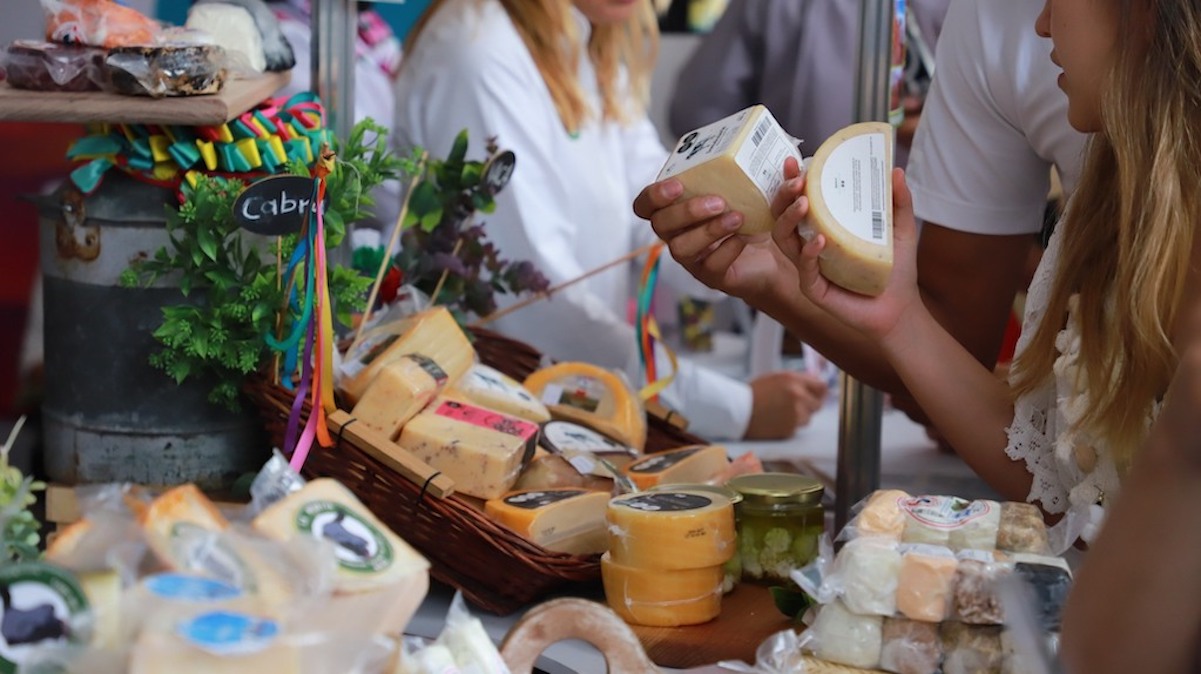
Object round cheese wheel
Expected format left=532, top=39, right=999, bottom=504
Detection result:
left=606, top=490, right=735, bottom=570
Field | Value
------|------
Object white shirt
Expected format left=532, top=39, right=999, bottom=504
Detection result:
left=906, top=0, right=1089, bottom=233
left=392, top=0, right=753, bottom=440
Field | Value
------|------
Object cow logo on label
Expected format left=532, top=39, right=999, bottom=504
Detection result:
left=296, top=502, right=394, bottom=573
left=0, top=563, right=90, bottom=674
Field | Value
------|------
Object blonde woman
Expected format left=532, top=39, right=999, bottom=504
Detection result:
left=392, top=0, right=828, bottom=441
left=762, top=0, right=1201, bottom=555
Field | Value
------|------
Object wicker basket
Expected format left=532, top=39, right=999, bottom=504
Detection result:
left=244, top=327, right=706, bottom=614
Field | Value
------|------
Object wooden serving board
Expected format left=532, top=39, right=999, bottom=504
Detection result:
left=630, top=583, right=794, bottom=669
left=0, top=71, right=289, bottom=125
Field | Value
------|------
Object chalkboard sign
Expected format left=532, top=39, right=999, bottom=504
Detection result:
left=481, top=150, right=516, bottom=196
left=233, top=175, right=319, bottom=235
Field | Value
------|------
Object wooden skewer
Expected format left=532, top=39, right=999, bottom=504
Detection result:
left=351, top=151, right=429, bottom=353
left=428, top=238, right=464, bottom=307
left=470, top=243, right=661, bottom=328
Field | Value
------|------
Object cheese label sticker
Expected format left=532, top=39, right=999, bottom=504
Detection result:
left=614, top=492, right=713, bottom=513
left=295, top=501, right=394, bottom=573
left=178, top=611, right=280, bottom=657
left=435, top=400, right=539, bottom=442
left=0, top=562, right=90, bottom=674
left=542, top=420, right=631, bottom=455
left=402, top=353, right=449, bottom=385
left=658, top=106, right=756, bottom=178
left=733, top=110, right=802, bottom=202
left=541, top=376, right=609, bottom=413
left=627, top=447, right=702, bottom=474
left=900, top=496, right=993, bottom=530
left=503, top=490, right=587, bottom=510
left=145, top=573, right=242, bottom=602
left=816, top=132, right=890, bottom=244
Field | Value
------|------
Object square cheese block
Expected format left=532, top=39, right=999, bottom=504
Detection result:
left=484, top=488, right=610, bottom=555
left=140, top=484, right=231, bottom=567
left=880, top=617, right=942, bottom=674
left=900, top=495, right=1000, bottom=551
left=810, top=599, right=884, bottom=670
left=658, top=104, right=802, bottom=236
left=854, top=489, right=910, bottom=540
left=398, top=398, right=539, bottom=500
left=896, top=544, right=958, bottom=622
left=803, top=121, right=894, bottom=296
left=523, top=362, right=647, bottom=451
left=996, top=502, right=1050, bottom=554
left=129, top=613, right=301, bottom=674
left=445, top=363, right=551, bottom=424
left=351, top=354, right=450, bottom=440
left=837, top=536, right=902, bottom=616
left=251, top=478, right=430, bottom=595
left=621, top=444, right=729, bottom=490
left=339, top=306, right=475, bottom=405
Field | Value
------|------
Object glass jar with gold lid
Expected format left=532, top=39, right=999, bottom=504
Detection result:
left=727, top=472, right=825, bottom=584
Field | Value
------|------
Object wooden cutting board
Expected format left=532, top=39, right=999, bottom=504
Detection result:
left=630, top=583, right=795, bottom=669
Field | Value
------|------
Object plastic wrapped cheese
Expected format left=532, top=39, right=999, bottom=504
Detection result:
left=601, top=553, right=723, bottom=627
left=952, top=550, right=1011, bottom=625
left=606, top=491, right=736, bottom=570
left=879, top=617, right=942, bottom=674
left=899, top=496, right=999, bottom=551
left=939, top=622, right=1003, bottom=674
left=809, top=599, right=883, bottom=669
left=895, top=544, right=957, bottom=623
left=996, top=503, right=1050, bottom=554
left=853, top=489, right=910, bottom=540
left=1012, top=554, right=1072, bottom=631
left=837, top=536, right=902, bottom=616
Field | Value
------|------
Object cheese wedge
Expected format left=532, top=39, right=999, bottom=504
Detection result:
left=140, top=484, right=231, bottom=567
left=606, top=490, right=735, bottom=570
left=351, top=354, right=449, bottom=440
left=621, top=444, right=729, bottom=490
left=485, top=488, right=610, bottom=555
left=524, top=362, right=647, bottom=451
left=601, top=553, right=723, bottom=627
left=398, top=398, right=539, bottom=500
left=446, top=363, right=551, bottom=424
left=658, top=104, right=802, bottom=236
left=803, top=121, right=894, bottom=296
left=129, top=612, right=301, bottom=674
left=339, top=307, right=475, bottom=405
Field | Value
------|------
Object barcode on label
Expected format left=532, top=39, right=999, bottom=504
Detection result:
left=751, top=118, right=771, bottom=147
left=871, top=212, right=884, bottom=239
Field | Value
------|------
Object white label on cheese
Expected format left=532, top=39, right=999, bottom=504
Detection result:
left=657, top=107, right=756, bottom=179
left=900, top=496, right=994, bottom=530
left=543, top=420, right=628, bottom=454
left=733, top=113, right=801, bottom=203
left=815, top=132, right=889, bottom=244
left=294, top=502, right=394, bottom=573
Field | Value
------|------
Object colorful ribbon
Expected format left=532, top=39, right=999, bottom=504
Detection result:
left=634, top=243, right=678, bottom=403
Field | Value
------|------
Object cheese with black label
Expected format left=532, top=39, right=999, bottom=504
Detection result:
left=447, top=363, right=551, bottom=424
left=658, top=105, right=801, bottom=236
left=621, top=444, right=729, bottom=490
left=398, top=398, right=539, bottom=500
left=803, top=121, right=894, bottom=296
left=540, top=419, right=638, bottom=476
left=524, top=362, right=647, bottom=451
left=339, top=307, right=475, bottom=404
left=351, top=354, right=449, bottom=439
left=0, top=562, right=92, bottom=672
left=606, top=491, right=735, bottom=570
left=484, top=488, right=609, bottom=555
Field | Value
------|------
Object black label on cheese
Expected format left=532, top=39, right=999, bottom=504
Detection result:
left=541, top=420, right=631, bottom=455
left=0, top=562, right=90, bottom=670
left=615, top=492, right=713, bottom=512
left=627, top=447, right=702, bottom=474
left=356, top=333, right=399, bottom=367
left=402, top=353, right=449, bottom=385
left=503, top=490, right=587, bottom=510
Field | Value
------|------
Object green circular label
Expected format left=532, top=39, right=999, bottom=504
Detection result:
left=0, top=562, right=90, bottom=674
left=295, top=501, right=393, bottom=573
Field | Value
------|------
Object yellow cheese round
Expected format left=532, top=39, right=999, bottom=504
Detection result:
left=606, top=490, right=735, bottom=570
left=523, top=362, right=647, bottom=451
left=803, top=121, right=894, bottom=296
left=601, top=553, right=723, bottom=627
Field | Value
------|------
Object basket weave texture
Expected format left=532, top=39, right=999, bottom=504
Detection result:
left=245, top=327, right=706, bottom=614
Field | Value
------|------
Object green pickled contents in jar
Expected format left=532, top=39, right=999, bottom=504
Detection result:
left=647, top=482, right=743, bottom=592
left=728, top=473, right=824, bottom=585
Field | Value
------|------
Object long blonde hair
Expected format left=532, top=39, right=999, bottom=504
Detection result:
left=405, top=0, right=659, bottom=134
left=1011, top=0, right=1201, bottom=469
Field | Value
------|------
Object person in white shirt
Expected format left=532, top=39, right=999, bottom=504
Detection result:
left=392, top=0, right=827, bottom=441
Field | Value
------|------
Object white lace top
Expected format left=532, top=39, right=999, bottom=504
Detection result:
left=1005, top=224, right=1154, bottom=554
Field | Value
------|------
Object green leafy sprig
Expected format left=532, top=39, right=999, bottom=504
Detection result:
left=1, top=418, right=44, bottom=563
left=122, top=119, right=411, bottom=410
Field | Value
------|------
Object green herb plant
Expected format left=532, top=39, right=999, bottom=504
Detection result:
left=382, top=130, right=550, bottom=325
left=1, top=418, right=43, bottom=563
left=122, top=119, right=419, bottom=410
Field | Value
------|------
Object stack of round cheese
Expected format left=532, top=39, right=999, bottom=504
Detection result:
left=601, top=490, right=735, bottom=627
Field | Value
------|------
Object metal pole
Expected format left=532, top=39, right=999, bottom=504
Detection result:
left=311, top=0, right=358, bottom=269
left=835, top=0, right=896, bottom=533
